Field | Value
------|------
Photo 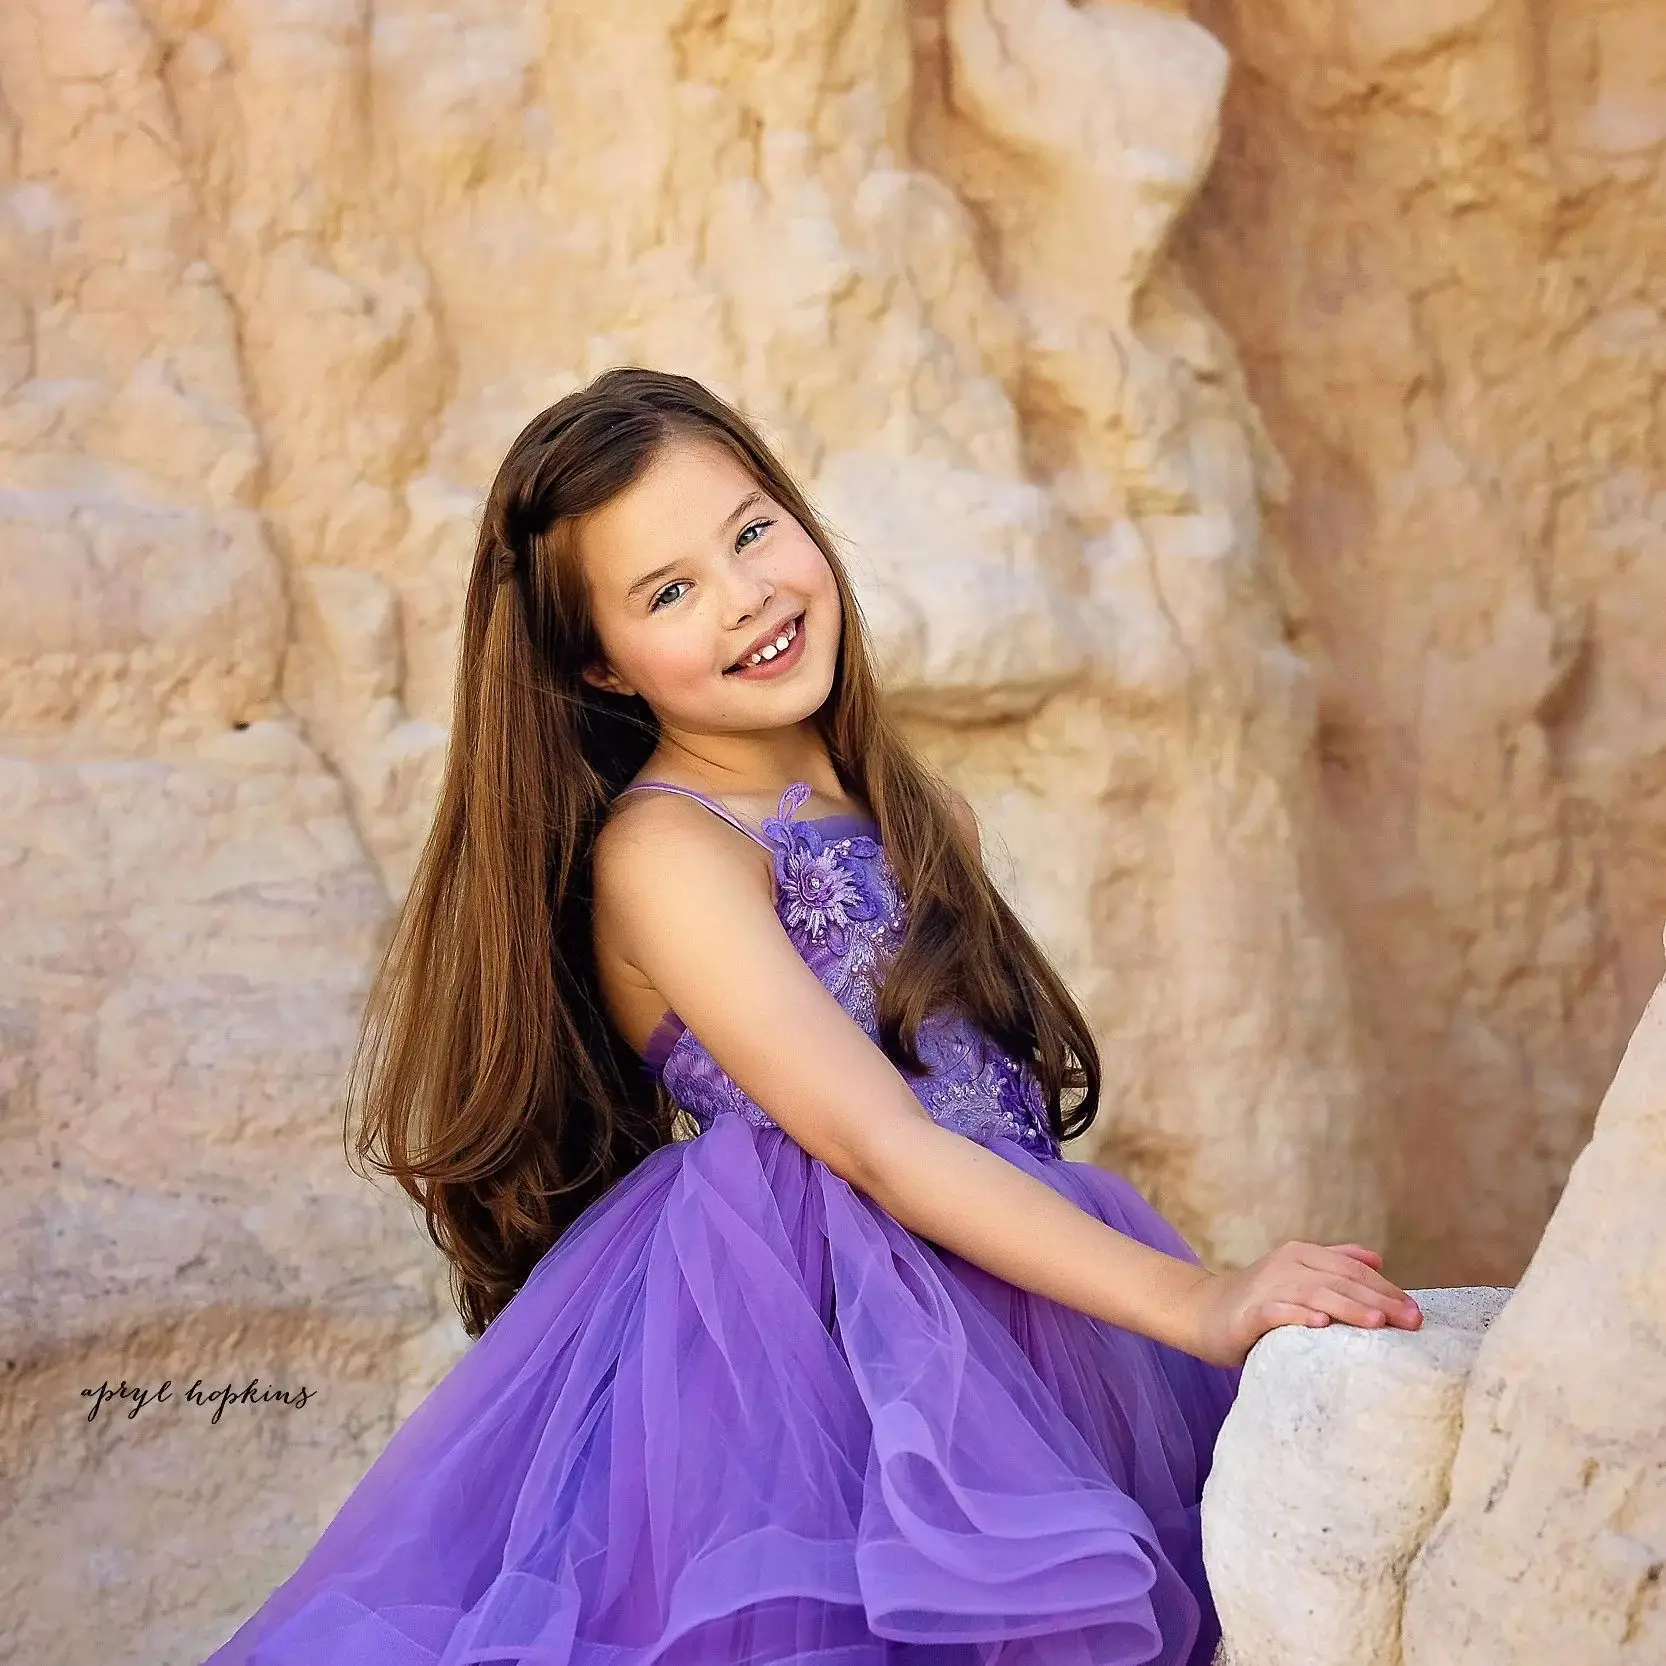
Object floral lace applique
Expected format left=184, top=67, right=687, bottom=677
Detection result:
left=658, top=780, right=1061, bottom=1159
left=760, top=781, right=883, bottom=954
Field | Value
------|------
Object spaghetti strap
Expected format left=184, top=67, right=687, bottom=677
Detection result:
left=612, top=780, right=773, bottom=852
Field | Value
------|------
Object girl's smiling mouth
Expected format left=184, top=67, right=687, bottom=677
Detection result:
left=723, top=611, right=805, bottom=679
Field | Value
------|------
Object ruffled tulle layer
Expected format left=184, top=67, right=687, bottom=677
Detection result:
left=205, top=1119, right=1239, bottom=1666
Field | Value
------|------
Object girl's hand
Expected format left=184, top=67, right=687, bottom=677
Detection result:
left=1181, top=1242, right=1423, bottom=1368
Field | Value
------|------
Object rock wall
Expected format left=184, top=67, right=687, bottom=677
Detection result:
left=1203, top=946, right=1665, bottom=1666
left=1180, top=0, right=1666, bottom=1285
left=1, top=0, right=1659, bottom=1659
left=903, top=0, right=1381, bottom=1270
left=1401, top=943, right=1666, bottom=1664
left=1206, top=1284, right=1514, bottom=1666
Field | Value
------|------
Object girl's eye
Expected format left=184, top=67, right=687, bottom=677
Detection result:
left=648, top=521, right=772, bottom=611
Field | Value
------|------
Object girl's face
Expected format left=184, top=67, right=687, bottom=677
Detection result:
left=577, top=436, right=841, bottom=745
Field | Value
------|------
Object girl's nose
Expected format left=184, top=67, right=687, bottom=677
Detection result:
left=729, top=585, right=775, bottom=625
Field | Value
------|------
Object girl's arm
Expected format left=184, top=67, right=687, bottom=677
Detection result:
left=595, top=798, right=1416, bottom=1365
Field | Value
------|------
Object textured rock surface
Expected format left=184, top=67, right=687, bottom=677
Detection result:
left=1400, top=950, right=1666, bottom=1665
left=0, top=0, right=1660, bottom=1660
left=1181, top=0, right=1666, bottom=1286
left=1204, top=1285, right=1513, bottom=1666
left=909, top=0, right=1380, bottom=1269
left=0, top=731, right=460, bottom=1661
left=1205, top=954, right=1665, bottom=1666
left=2, top=2, right=1377, bottom=1654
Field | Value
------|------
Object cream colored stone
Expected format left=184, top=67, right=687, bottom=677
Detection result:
left=1182, top=0, right=1666, bottom=1286
left=0, top=728, right=463, bottom=1662
left=920, top=0, right=1382, bottom=1263
left=0, top=490, right=284, bottom=746
left=1202, top=945, right=1666, bottom=1665
left=2, top=0, right=1660, bottom=1658
left=812, top=448, right=1092, bottom=718
left=283, top=565, right=448, bottom=893
left=1400, top=951, right=1666, bottom=1665
left=1203, top=1286, right=1512, bottom=1666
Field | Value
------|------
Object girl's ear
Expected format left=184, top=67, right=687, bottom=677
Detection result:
left=947, top=786, right=981, bottom=861
left=582, top=660, right=636, bottom=697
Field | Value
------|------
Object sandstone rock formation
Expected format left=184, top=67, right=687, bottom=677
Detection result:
left=1399, top=942, right=1666, bottom=1665
left=2, top=0, right=1372, bottom=1651
left=1204, top=1285, right=1514, bottom=1666
left=1182, top=0, right=1666, bottom=1287
left=1, top=0, right=1659, bottom=1660
left=909, top=0, right=1381, bottom=1273
left=1205, top=944, right=1665, bottom=1666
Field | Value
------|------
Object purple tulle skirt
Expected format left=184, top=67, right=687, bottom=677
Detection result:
left=204, top=1119, right=1240, bottom=1665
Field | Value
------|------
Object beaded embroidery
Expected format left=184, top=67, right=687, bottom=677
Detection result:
left=651, top=780, right=1061, bottom=1160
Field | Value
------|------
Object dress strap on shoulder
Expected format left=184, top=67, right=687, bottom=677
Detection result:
left=612, top=780, right=773, bottom=852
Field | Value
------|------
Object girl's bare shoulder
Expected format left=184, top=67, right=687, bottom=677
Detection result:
left=591, top=790, right=773, bottom=962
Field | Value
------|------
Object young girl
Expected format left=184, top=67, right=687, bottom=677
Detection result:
left=204, top=367, right=1421, bottom=1666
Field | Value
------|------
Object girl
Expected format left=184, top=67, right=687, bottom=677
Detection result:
left=204, top=367, right=1421, bottom=1666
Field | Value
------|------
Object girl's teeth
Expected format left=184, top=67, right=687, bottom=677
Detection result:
left=742, top=619, right=796, bottom=666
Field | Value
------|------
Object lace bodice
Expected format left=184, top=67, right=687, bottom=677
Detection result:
left=618, top=778, right=1062, bottom=1160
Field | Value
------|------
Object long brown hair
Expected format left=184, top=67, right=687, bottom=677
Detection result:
left=345, top=367, right=1102, bottom=1337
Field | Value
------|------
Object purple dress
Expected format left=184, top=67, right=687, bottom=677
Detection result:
left=203, top=780, right=1240, bottom=1666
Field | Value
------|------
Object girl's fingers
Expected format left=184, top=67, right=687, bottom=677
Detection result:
left=1306, top=1246, right=1415, bottom=1308
left=1324, top=1274, right=1413, bottom=1321
left=1292, top=1284, right=1377, bottom=1326
left=1262, top=1300, right=1332, bottom=1330
left=1301, top=1281, right=1422, bottom=1329
left=1319, top=1245, right=1387, bottom=1276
